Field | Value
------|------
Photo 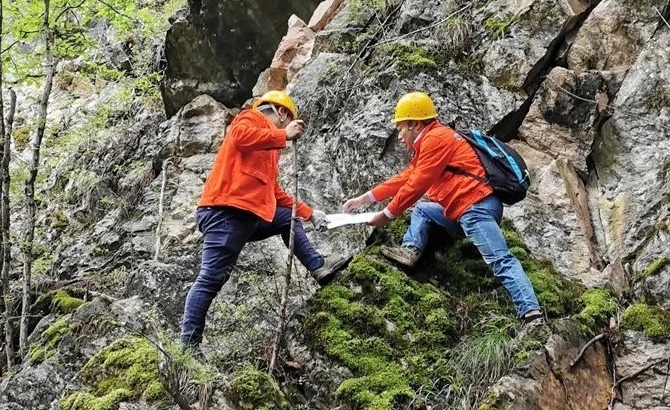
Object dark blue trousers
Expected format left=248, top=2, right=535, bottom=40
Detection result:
left=181, top=206, right=322, bottom=346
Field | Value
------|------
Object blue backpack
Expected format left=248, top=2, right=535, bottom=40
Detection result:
left=445, top=129, right=530, bottom=205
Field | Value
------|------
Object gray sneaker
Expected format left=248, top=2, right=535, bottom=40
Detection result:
left=381, top=245, right=421, bottom=267
left=310, top=255, right=349, bottom=286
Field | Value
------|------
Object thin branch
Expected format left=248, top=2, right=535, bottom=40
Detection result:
left=661, top=358, right=670, bottom=404
left=570, top=333, right=605, bottom=368
left=334, top=2, right=403, bottom=90
left=615, top=357, right=670, bottom=388
left=374, top=3, right=472, bottom=47
left=556, top=84, right=670, bottom=131
left=655, top=6, right=670, bottom=31
left=96, top=0, right=141, bottom=23
left=54, top=0, right=87, bottom=23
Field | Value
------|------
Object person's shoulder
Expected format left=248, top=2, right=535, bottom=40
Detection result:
left=232, top=109, right=267, bottom=124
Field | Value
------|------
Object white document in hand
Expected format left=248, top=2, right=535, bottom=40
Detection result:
left=326, top=212, right=377, bottom=230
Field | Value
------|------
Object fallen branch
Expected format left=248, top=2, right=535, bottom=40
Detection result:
left=615, top=356, right=670, bottom=388
left=570, top=333, right=605, bottom=368
left=655, top=6, right=670, bottom=31
left=556, top=84, right=670, bottom=131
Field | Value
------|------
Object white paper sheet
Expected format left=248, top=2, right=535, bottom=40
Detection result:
left=326, top=212, right=378, bottom=230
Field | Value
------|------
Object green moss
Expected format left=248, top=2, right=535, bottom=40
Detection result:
left=476, top=390, right=506, bottom=410
left=574, top=288, right=617, bottom=334
left=305, top=218, right=584, bottom=408
left=385, top=211, right=411, bottom=245
left=13, top=124, right=31, bottom=151
left=59, top=336, right=166, bottom=410
left=59, top=390, right=133, bottom=410
left=305, top=254, right=458, bottom=409
left=621, top=303, right=670, bottom=343
left=225, top=364, right=290, bottom=410
left=638, top=255, right=670, bottom=281
left=346, top=0, right=386, bottom=24
left=29, top=318, right=74, bottom=363
left=52, top=290, right=85, bottom=314
left=374, top=43, right=444, bottom=76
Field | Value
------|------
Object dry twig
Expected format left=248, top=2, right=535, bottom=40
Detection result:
left=570, top=333, right=605, bottom=368
left=655, top=6, right=670, bottom=31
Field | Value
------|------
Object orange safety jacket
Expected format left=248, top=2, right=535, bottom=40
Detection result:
left=370, top=121, right=493, bottom=221
left=198, top=109, right=313, bottom=222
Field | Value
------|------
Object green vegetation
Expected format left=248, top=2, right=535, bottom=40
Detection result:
left=621, top=303, right=670, bottom=342
left=574, top=288, right=617, bottom=334
left=483, top=13, right=517, bottom=40
left=305, top=255, right=456, bottom=409
left=226, top=365, right=290, bottom=410
left=375, top=43, right=444, bottom=76
left=52, top=290, right=86, bottom=314
left=29, top=318, right=78, bottom=363
left=59, top=336, right=167, bottom=410
left=346, top=0, right=386, bottom=25
left=302, top=218, right=589, bottom=409
left=637, top=255, right=670, bottom=281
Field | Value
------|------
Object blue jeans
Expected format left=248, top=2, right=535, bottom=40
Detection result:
left=181, top=206, right=322, bottom=346
left=402, top=196, right=540, bottom=317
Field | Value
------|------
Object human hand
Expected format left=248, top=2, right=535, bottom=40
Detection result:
left=310, top=209, right=328, bottom=232
left=368, top=211, right=390, bottom=228
left=342, top=193, right=371, bottom=213
left=285, top=120, right=306, bottom=141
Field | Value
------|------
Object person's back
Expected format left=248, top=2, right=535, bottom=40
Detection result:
left=199, top=109, right=286, bottom=222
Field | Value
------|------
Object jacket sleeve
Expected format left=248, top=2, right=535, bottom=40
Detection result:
left=385, top=136, right=454, bottom=217
left=229, top=113, right=287, bottom=152
left=369, top=165, right=414, bottom=202
left=275, top=183, right=313, bottom=220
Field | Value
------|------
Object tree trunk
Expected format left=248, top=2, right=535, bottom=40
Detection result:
left=0, top=0, right=16, bottom=370
left=1, top=89, right=16, bottom=369
left=19, top=0, right=55, bottom=357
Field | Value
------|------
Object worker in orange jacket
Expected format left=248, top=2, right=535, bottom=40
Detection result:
left=343, top=92, right=543, bottom=324
left=181, top=91, right=348, bottom=349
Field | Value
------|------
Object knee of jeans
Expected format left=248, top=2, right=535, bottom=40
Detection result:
left=196, top=265, right=232, bottom=290
left=486, top=252, right=516, bottom=269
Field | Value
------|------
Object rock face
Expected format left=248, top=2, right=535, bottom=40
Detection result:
left=161, top=0, right=323, bottom=116
left=3, top=0, right=670, bottom=409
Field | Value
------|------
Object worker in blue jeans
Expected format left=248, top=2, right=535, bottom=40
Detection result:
left=181, top=91, right=348, bottom=349
left=396, top=199, right=541, bottom=321
left=343, top=92, right=542, bottom=324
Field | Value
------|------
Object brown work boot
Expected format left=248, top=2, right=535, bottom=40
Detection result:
left=310, top=255, right=349, bottom=286
left=381, top=245, right=421, bottom=267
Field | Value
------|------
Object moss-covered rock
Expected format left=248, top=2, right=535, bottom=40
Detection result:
left=52, top=290, right=86, bottom=314
left=29, top=318, right=77, bottom=363
left=225, top=364, right=290, bottom=410
left=59, top=336, right=166, bottom=410
left=305, top=255, right=458, bottom=409
left=621, top=303, right=670, bottom=343
left=574, top=288, right=617, bottom=334
left=637, top=255, right=670, bottom=282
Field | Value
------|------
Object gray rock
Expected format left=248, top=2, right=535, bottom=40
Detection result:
left=503, top=142, right=605, bottom=286
left=162, top=0, right=324, bottom=116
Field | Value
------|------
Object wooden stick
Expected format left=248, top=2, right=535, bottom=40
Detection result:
left=269, top=140, right=298, bottom=374
left=570, top=333, right=604, bottom=368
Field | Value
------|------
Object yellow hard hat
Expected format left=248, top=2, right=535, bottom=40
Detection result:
left=253, top=90, right=298, bottom=119
left=392, top=92, right=438, bottom=123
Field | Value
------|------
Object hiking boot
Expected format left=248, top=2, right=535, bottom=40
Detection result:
left=523, top=310, right=546, bottom=326
left=310, top=255, right=349, bottom=286
left=381, top=245, right=421, bottom=267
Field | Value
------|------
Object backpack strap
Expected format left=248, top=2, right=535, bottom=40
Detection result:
left=444, top=164, right=488, bottom=183
left=444, top=129, right=489, bottom=184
